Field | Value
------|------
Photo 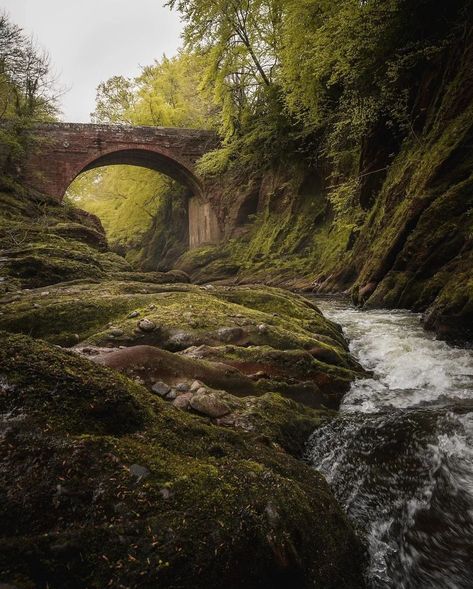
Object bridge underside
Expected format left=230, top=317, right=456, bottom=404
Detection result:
left=80, top=149, right=202, bottom=197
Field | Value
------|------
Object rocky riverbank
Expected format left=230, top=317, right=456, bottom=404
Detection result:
left=0, top=189, right=367, bottom=588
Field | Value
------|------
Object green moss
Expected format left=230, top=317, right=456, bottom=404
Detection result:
left=0, top=331, right=365, bottom=589
left=0, top=282, right=355, bottom=359
left=181, top=343, right=362, bottom=409
left=0, top=190, right=132, bottom=289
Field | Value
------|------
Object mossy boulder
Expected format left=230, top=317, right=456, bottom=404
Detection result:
left=0, top=282, right=363, bottom=408
left=175, top=245, right=241, bottom=283
left=0, top=331, right=366, bottom=589
left=0, top=190, right=132, bottom=290
left=180, top=344, right=361, bottom=409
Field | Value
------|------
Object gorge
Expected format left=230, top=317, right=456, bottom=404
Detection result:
left=1, top=0, right=472, bottom=588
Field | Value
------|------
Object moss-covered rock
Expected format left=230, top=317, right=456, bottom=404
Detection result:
left=0, top=331, right=366, bottom=589
left=0, top=281, right=363, bottom=408
left=0, top=190, right=132, bottom=290
left=180, top=344, right=360, bottom=409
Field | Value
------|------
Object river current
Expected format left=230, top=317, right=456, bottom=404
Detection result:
left=306, top=299, right=473, bottom=589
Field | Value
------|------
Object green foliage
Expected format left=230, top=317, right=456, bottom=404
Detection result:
left=91, top=75, right=137, bottom=124
left=0, top=11, right=58, bottom=122
left=167, top=0, right=282, bottom=137
left=0, top=11, right=59, bottom=187
left=131, top=52, right=218, bottom=129
left=171, top=0, right=472, bottom=189
left=91, top=52, right=216, bottom=129
left=67, top=166, right=188, bottom=269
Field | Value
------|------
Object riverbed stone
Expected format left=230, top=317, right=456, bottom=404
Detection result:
left=137, top=318, right=156, bottom=333
left=151, top=381, right=171, bottom=397
left=172, top=392, right=193, bottom=410
left=190, top=393, right=231, bottom=418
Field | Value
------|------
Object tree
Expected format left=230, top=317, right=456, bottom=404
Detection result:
left=0, top=11, right=58, bottom=121
left=167, top=0, right=283, bottom=139
left=91, top=75, right=136, bottom=124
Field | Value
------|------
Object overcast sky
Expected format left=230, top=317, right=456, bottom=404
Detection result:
left=1, top=0, right=183, bottom=122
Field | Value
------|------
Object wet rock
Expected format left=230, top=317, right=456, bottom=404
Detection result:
left=190, top=394, right=231, bottom=418
left=309, top=346, right=342, bottom=366
left=151, top=381, right=171, bottom=397
left=138, top=318, right=156, bottom=333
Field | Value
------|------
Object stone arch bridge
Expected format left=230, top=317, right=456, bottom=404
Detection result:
left=22, top=123, right=222, bottom=248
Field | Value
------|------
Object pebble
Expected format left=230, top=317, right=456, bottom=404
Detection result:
left=190, top=380, right=203, bottom=392
left=172, top=392, right=193, bottom=410
left=127, top=311, right=140, bottom=319
left=217, top=327, right=243, bottom=343
left=109, top=328, right=124, bottom=337
left=151, top=381, right=171, bottom=397
left=176, top=382, right=190, bottom=392
left=138, top=318, right=156, bottom=333
left=258, top=323, right=269, bottom=334
left=190, top=394, right=231, bottom=418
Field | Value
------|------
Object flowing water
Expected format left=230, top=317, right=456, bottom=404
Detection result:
left=306, top=299, right=473, bottom=589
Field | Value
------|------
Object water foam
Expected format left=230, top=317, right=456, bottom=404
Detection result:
left=307, top=299, right=473, bottom=588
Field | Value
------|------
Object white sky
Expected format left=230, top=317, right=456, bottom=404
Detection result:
left=1, top=0, right=183, bottom=122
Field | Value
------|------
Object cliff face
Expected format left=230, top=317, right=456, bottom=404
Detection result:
left=178, top=37, right=473, bottom=343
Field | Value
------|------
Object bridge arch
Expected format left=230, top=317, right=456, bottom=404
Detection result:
left=21, top=123, right=222, bottom=248
left=68, top=146, right=202, bottom=199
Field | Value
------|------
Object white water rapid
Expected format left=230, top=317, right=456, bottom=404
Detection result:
left=306, top=299, right=473, bottom=589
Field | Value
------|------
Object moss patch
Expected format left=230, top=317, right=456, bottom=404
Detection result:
left=0, top=331, right=365, bottom=589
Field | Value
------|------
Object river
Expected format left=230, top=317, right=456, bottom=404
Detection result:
left=306, top=298, right=473, bottom=589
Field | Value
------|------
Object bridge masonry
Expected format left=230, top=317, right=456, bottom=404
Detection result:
left=21, top=122, right=222, bottom=248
